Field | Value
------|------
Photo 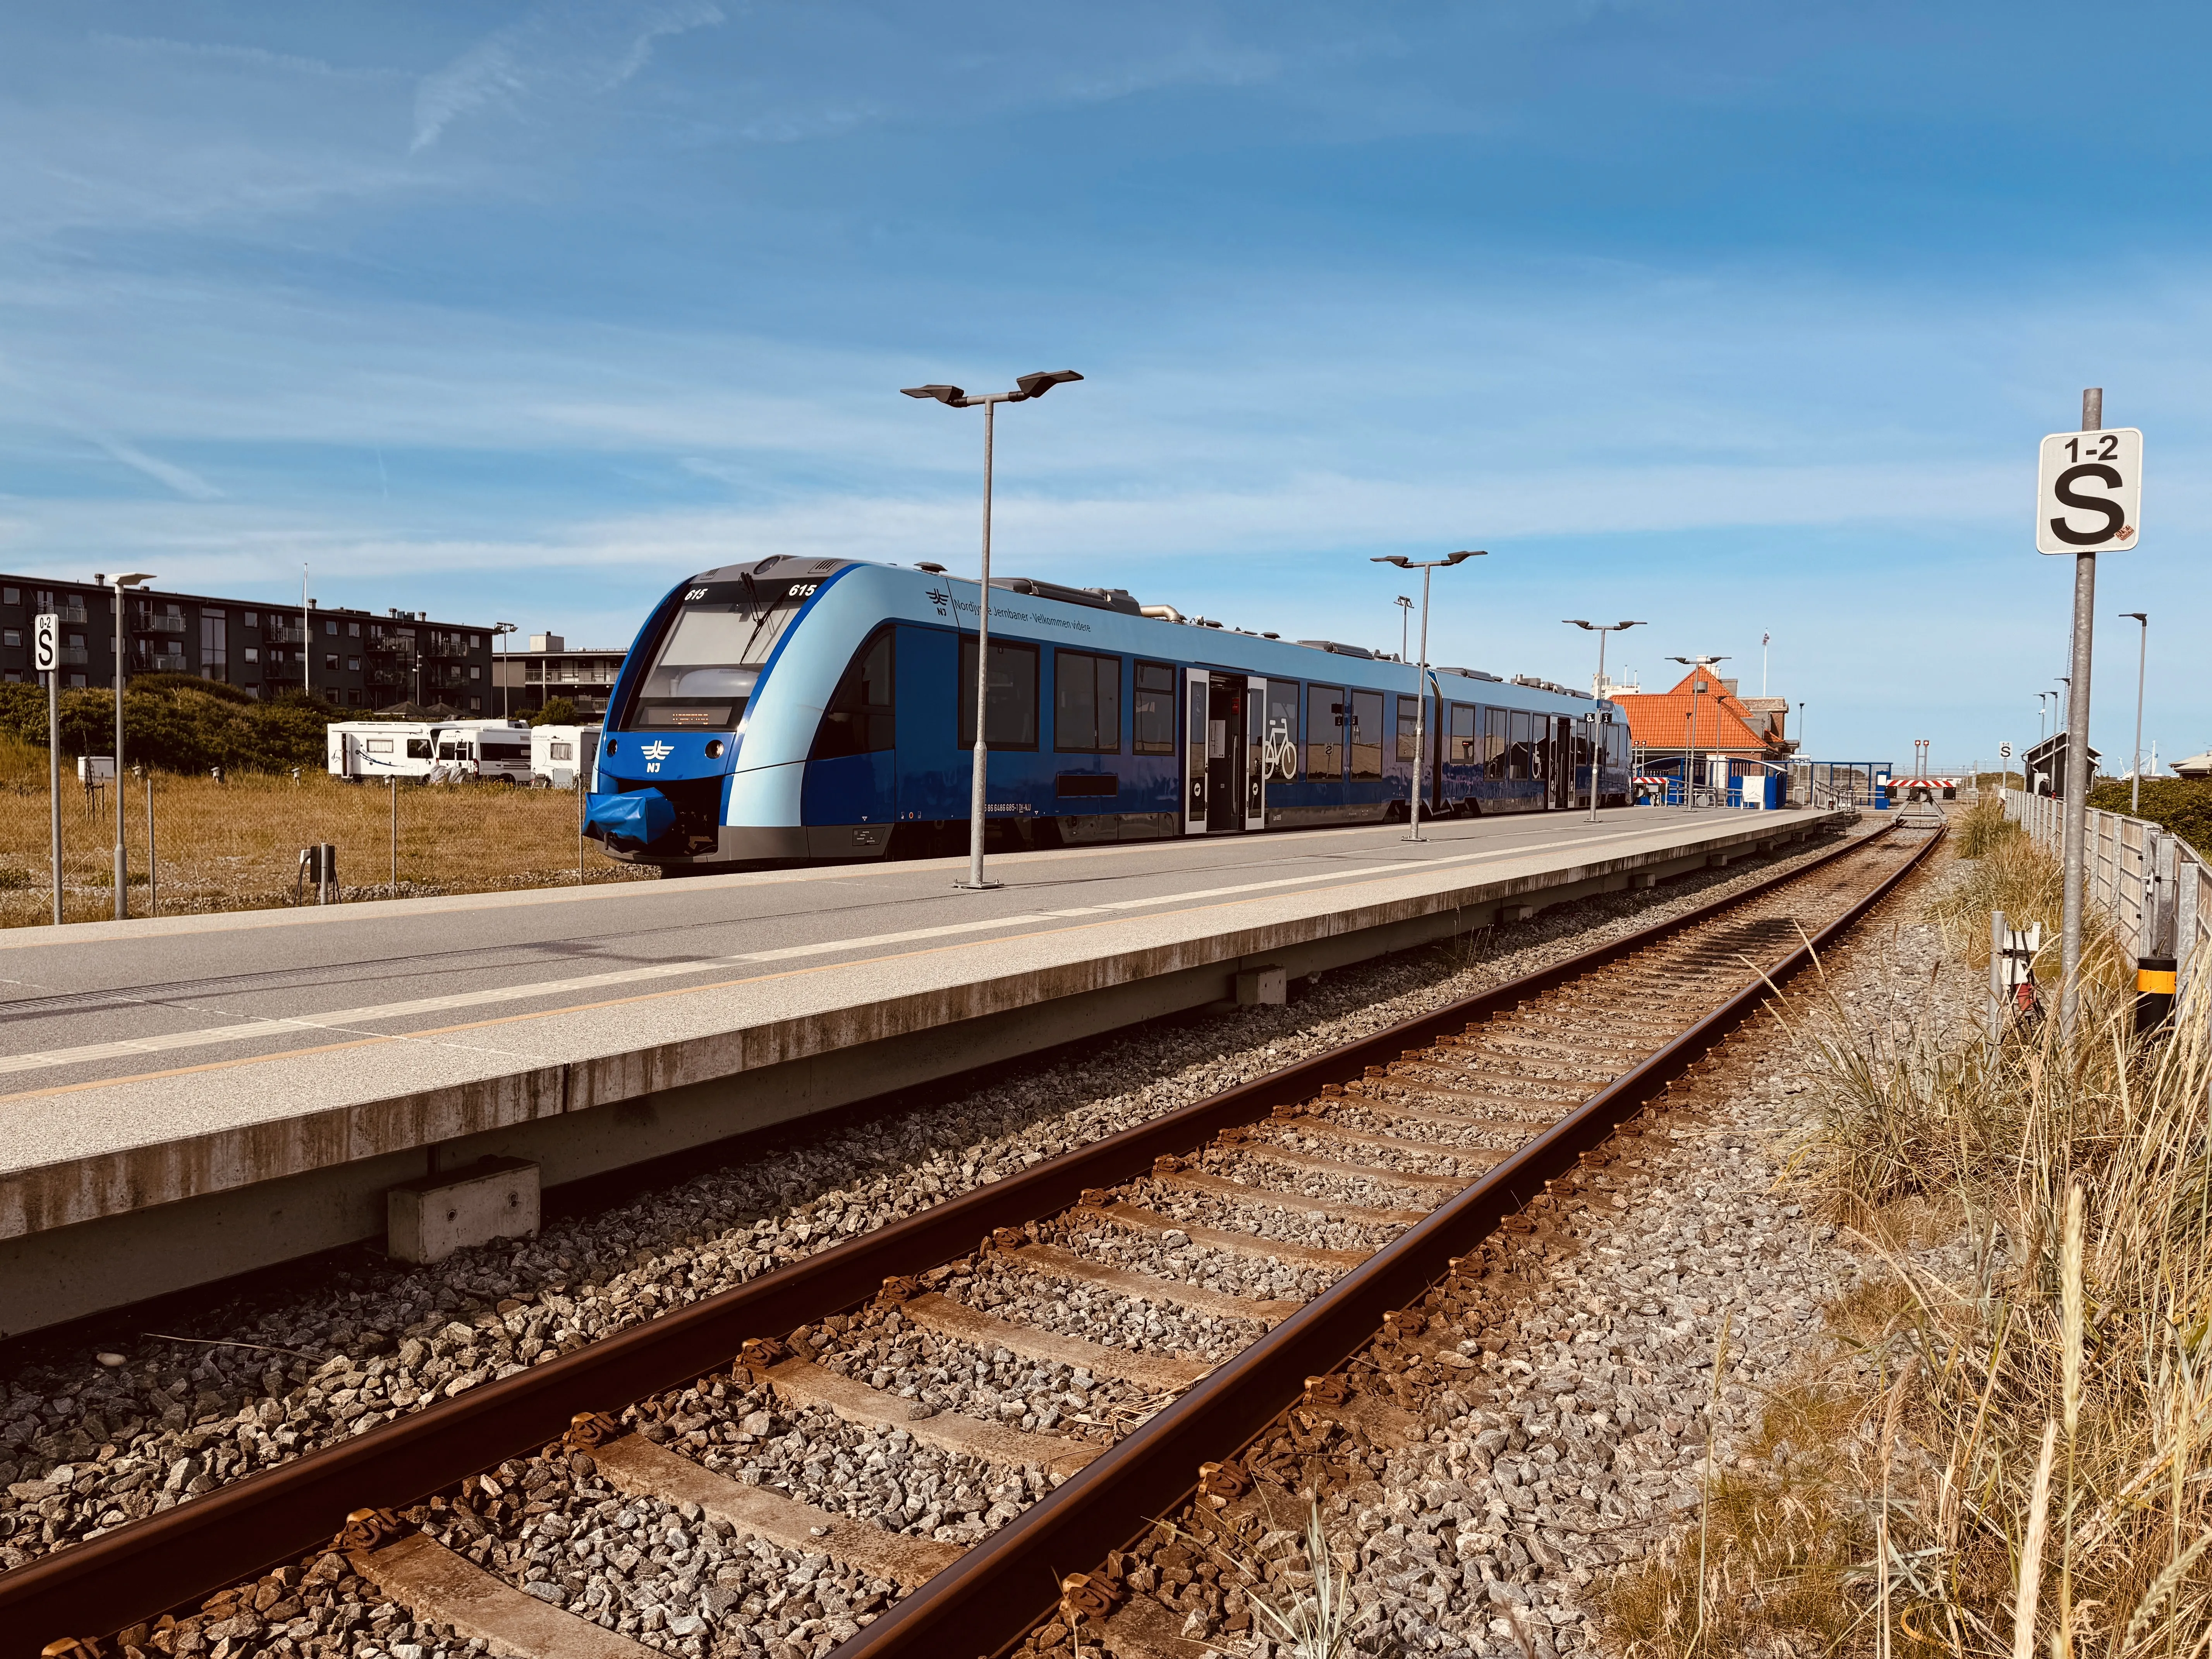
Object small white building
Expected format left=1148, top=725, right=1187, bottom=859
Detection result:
left=2174, top=750, right=2212, bottom=780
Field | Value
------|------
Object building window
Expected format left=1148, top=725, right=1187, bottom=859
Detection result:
left=469, top=696, right=482, bottom=711
left=471, top=634, right=483, bottom=648
left=347, top=657, right=361, bottom=672
left=1349, top=689, right=1383, bottom=780
left=468, top=665, right=481, bottom=680
left=811, top=627, right=896, bottom=759
left=1053, top=649, right=1121, bottom=753
left=1305, top=684, right=1344, bottom=780
left=243, top=611, right=258, bottom=629
left=1132, top=661, right=1177, bottom=755
left=244, top=647, right=259, bottom=663
left=199, top=614, right=228, bottom=675
left=348, top=621, right=361, bottom=637
left=2, top=587, right=17, bottom=605
left=67, top=673, right=86, bottom=688
left=324, top=652, right=339, bottom=671
left=956, top=637, right=1039, bottom=750
left=347, top=689, right=363, bottom=706
left=1, top=629, right=17, bottom=648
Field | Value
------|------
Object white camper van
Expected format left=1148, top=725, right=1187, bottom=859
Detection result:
left=530, top=724, right=601, bottom=789
left=436, top=720, right=534, bottom=783
left=327, top=721, right=439, bottom=782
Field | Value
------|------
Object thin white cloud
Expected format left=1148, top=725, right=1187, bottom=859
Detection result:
left=86, top=434, right=223, bottom=501
left=412, top=1, right=726, bottom=153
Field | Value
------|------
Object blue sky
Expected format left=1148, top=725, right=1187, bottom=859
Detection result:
left=3, top=2, right=2208, bottom=766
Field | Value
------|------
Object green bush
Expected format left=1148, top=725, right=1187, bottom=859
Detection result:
left=0, top=680, right=335, bottom=775
left=2087, top=776, right=2212, bottom=857
left=531, top=697, right=578, bottom=728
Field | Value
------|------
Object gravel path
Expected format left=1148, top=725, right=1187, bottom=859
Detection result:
left=0, top=823, right=1872, bottom=1599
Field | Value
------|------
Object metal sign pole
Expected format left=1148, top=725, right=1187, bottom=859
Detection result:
left=2058, top=388, right=2100, bottom=1042
left=40, top=614, right=62, bottom=926
left=963, top=397, right=998, bottom=890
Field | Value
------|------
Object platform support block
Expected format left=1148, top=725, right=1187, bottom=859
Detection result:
left=387, top=1157, right=540, bottom=1264
left=1234, top=965, right=1288, bottom=1006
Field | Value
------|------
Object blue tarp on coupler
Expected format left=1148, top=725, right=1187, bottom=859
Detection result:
left=584, top=788, right=675, bottom=851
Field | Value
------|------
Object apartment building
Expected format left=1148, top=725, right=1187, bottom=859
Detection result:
left=0, top=575, right=496, bottom=710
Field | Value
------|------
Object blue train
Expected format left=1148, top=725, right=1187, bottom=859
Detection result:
left=582, top=556, right=1633, bottom=869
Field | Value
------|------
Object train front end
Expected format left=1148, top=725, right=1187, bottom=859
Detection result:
left=585, top=555, right=856, bottom=869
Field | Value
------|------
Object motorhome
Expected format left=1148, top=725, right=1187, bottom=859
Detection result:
left=326, top=721, right=438, bottom=782
left=437, top=720, right=534, bottom=783
left=326, top=719, right=534, bottom=783
left=531, top=724, right=601, bottom=789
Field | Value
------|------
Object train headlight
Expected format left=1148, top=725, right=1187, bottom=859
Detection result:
left=704, top=740, right=725, bottom=759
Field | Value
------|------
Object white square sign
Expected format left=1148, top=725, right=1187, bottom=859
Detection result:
left=33, top=613, right=59, bottom=673
left=2035, top=428, right=2142, bottom=554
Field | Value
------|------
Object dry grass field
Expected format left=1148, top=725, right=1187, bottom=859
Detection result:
left=0, top=736, right=653, bottom=928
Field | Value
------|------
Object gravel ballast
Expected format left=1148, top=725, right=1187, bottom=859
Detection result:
left=0, top=824, right=1874, bottom=1608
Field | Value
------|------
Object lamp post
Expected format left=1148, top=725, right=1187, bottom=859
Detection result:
left=99, top=571, right=155, bottom=919
left=903, top=369, right=1084, bottom=891
left=493, top=622, right=518, bottom=720
left=1394, top=595, right=1413, bottom=661
left=1564, top=620, right=1644, bottom=822
left=2120, top=611, right=2147, bottom=814
left=1372, top=551, right=1485, bottom=842
left=1667, top=656, right=1728, bottom=810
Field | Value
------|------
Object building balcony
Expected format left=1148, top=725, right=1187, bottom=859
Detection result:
left=266, top=626, right=305, bottom=645
left=52, top=606, right=90, bottom=626
left=136, top=615, right=187, bottom=635
left=146, top=654, right=188, bottom=673
left=56, top=646, right=88, bottom=666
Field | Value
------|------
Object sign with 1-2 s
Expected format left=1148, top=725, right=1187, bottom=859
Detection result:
left=33, top=613, right=60, bottom=674
left=2035, top=428, right=2143, bottom=554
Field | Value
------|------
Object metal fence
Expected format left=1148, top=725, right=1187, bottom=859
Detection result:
left=2006, top=788, right=2212, bottom=993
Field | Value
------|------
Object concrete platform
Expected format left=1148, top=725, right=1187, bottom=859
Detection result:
left=0, top=806, right=1846, bottom=1334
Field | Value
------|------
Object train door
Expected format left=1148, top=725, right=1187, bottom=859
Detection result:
left=1245, top=676, right=1266, bottom=830
left=1183, top=667, right=1208, bottom=835
left=1206, top=678, right=1245, bottom=831
left=1552, top=717, right=1573, bottom=809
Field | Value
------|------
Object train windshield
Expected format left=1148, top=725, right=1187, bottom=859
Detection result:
left=629, top=579, right=811, bottom=729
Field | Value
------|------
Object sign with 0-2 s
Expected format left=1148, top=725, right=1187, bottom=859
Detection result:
left=2035, top=428, right=2143, bottom=554
left=33, top=613, right=60, bottom=673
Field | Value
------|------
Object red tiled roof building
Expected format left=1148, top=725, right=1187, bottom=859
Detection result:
left=1610, top=667, right=1792, bottom=778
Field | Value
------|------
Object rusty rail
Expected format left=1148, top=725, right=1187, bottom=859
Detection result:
left=830, top=818, right=1940, bottom=1657
left=0, top=816, right=1909, bottom=1654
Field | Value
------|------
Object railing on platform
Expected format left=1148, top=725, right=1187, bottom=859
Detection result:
left=2006, top=788, right=2210, bottom=997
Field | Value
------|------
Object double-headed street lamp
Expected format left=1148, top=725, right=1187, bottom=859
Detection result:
left=1667, top=655, right=1728, bottom=809
left=1564, top=619, right=1643, bottom=822
left=94, top=571, right=155, bottom=919
left=903, top=369, right=1084, bottom=890
left=1370, top=550, right=1485, bottom=842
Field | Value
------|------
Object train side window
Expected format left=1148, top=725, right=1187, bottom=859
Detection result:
left=1480, top=706, right=1508, bottom=778
left=1132, top=661, right=1176, bottom=754
left=811, top=627, right=897, bottom=759
left=1449, top=702, right=1477, bottom=763
left=1509, top=709, right=1537, bottom=780
left=1054, top=649, right=1121, bottom=753
left=1304, top=684, right=1343, bottom=780
left=1348, top=690, right=1383, bottom=780
left=957, top=637, right=1039, bottom=750
left=1396, top=696, right=1420, bottom=763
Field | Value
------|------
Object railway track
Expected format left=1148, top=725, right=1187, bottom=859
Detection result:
left=2, top=815, right=1938, bottom=1659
